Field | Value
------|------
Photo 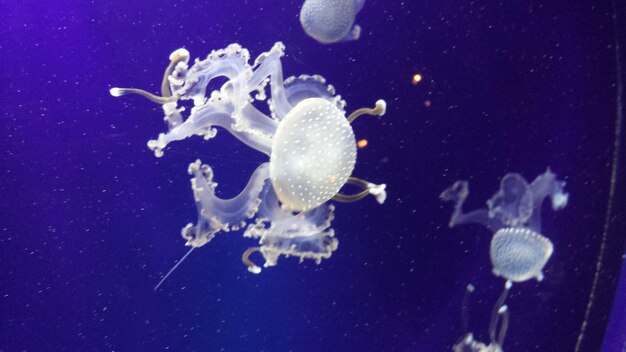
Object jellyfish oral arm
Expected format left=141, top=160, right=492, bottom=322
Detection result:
left=148, top=103, right=274, bottom=157
left=526, top=169, right=569, bottom=231
left=181, top=161, right=269, bottom=248
left=440, top=180, right=504, bottom=231
left=243, top=186, right=338, bottom=271
left=247, top=42, right=293, bottom=119
left=488, top=280, right=512, bottom=345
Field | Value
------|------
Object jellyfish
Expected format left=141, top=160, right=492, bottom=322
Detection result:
left=299, top=0, right=365, bottom=44
left=440, top=169, right=568, bottom=283
left=109, top=42, right=387, bottom=283
left=453, top=282, right=511, bottom=352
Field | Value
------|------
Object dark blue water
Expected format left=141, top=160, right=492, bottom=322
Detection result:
left=1, top=1, right=625, bottom=351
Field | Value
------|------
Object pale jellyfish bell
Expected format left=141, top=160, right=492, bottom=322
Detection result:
left=440, top=169, right=568, bottom=283
left=110, top=42, right=387, bottom=287
left=300, top=0, right=366, bottom=43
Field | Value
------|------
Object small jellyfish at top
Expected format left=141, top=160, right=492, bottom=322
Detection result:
left=440, top=169, right=569, bottom=283
left=109, top=42, right=387, bottom=286
left=453, top=282, right=511, bottom=352
left=300, top=0, right=365, bottom=44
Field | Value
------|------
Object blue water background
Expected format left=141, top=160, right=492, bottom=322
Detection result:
left=1, top=1, right=625, bottom=351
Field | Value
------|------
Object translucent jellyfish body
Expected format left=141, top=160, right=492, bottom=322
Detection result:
left=110, top=42, right=387, bottom=275
left=440, top=169, right=568, bottom=282
left=299, top=0, right=365, bottom=43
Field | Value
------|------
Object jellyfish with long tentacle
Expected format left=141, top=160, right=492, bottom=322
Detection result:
left=110, top=42, right=387, bottom=283
left=440, top=169, right=568, bottom=283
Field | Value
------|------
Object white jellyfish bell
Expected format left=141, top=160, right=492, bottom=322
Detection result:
left=440, top=169, right=568, bottom=284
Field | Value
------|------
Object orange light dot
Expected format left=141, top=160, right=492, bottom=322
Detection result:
left=357, top=139, right=368, bottom=148
left=424, top=100, right=432, bottom=107
left=411, top=73, right=423, bottom=85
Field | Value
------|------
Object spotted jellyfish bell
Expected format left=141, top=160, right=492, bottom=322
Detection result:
left=299, top=0, right=365, bottom=43
left=490, top=227, right=554, bottom=282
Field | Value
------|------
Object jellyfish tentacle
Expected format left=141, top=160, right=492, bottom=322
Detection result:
left=241, top=247, right=263, bottom=274
left=332, top=177, right=386, bottom=204
left=181, top=161, right=270, bottom=248
left=246, top=42, right=293, bottom=119
left=526, top=168, right=569, bottom=232
left=153, top=247, right=195, bottom=291
left=461, top=283, right=475, bottom=332
left=109, top=49, right=189, bottom=104
left=497, top=305, right=510, bottom=346
left=488, top=280, right=512, bottom=344
left=282, top=74, right=346, bottom=114
left=440, top=180, right=505, bottom=231
left=109, top=87, right=177, bottom=104
left=147, top=103, right=273, bottom=157
left=347, top=99, right=387, bottom=123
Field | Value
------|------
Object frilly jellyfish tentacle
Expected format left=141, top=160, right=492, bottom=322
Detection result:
left=526, top=168, right=569, bottom=232
left=332, top=177, right=387, bottom=204
left=147, top=101, right=274, bottom=157
left=161, top=48, right=191, bottom=97
left=246, top=42, right=292, bottom=119
left=283, top=74, right=346, bottom=113
left=181, top=160, right=269, bottom=248
left=243, top=183, right=338, bottom=271
left=440, top=180, right=505, bottom=232
left=174, top=44, right=252, bottom=105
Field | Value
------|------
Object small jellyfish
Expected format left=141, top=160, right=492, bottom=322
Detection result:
left=299, top=0, right=365, bottom=44
left=440, top=169, right=568, bottom=283
left=110, top=42, right=387, bottom=285
left=454, top=282, right=512, bottom=352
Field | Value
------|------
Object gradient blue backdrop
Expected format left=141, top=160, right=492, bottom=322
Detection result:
left=1, top=1, right=625, bottom=351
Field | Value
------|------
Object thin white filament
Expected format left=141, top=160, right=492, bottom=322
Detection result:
left=154, top=247, right=195, bottom=291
